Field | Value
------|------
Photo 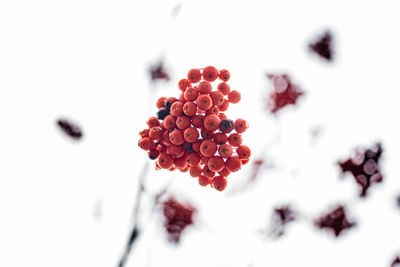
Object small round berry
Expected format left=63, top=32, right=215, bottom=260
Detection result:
left=199, top=175, right=212, bottom=186
left=174, top=154, right=188, bottom=169
left=156, top=143, right=166, bottom=153
left=158, top=153, right=173, bottom=169
left=169, top=129, right=185, bottom=145
left=205, top=106, right=219, bottom=116
left=161, top=130, right=171, bottom=146
left=201, top=155, right=210, bottom=165
left=184, top=87, right=199, bottom=101
left=213, top=133, right=228, bottom=145
left=219, top=119, right=234, bottom=133
left=204, top=114, right=221, bottom=131
left=212, top=176, right=227, bottom=191
left=234, top=119, right=248, bottom=133
left=202, top=66, right=219, bottom=82
left=147, top=116, right=159, bottom=128
left=200, top=139, right=217, bottom=157
left=228, top=90, right=241, bottom=104
left=187, top=69, right=202, bottom=83
left=198, top=81, right=212, bottom=94
left=191, top=115, right=205, bottom=128
left=208, top=156, right=225, bottom=172
left=202, top=165, right=216, bottom=178
left=218, top=167, right=231, bottom=177
left=148, top=149, right=160, bottom=160
left=163, top=115, right=176, bottom=129
left=241, top=158, right=250, bottom=165
left=217, top=82, right=231, bottom=95
left=226, top=157, right=242, bottom=172
left=190, top=165, right=202, bottom=177
left=218, top=144, right=233, bottom=158
left=228, top=133, right=242, bottom=146
left=210, top=91, right=225, bottom=106
left=139, top=129, right=149, bottom=138
left=179, top=166, right=189, bottom=173
left=168, top=145, right=185, bottom=158
left=170, top=101, right=183, bottom=116
left=139, top=137, right=154, bottom=150
left=178, top=93, right=186, bottom=103
left=218, top=113, right=227, bottom=120
left=201, top=128, right=214, bottom=140
left=184, top=127, right=199, bottom=143
left=236, top=145, right=251, bottom=159
left=149, top=127, right=163, bottom=140
left=176, top=116, right=191, bottom=130
left=183, top=102, right=197, bottom=116
left=192, top=140, right=202, bottom=153
left=219, top=69, right=230, bottom=81
left=178, top=79, right=190, bottom=91
left=166, top=97, right=178, bottom=105
left=218, top=100, right=229, bottom=111
left=156, top=97, right=167, bottom=109
left=196, top=94, right=213, bottom=111
left=186, top=152, right=201, bottom=167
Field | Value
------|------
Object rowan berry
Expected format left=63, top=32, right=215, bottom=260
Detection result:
left=186, top=152, right=201, bottom=167
left=156, top=97, right=167, bottom=109
left=218, top=113, right=227, bottom=120
left=184, top=127, right=199, bottom=143
left=202, top=165, right=216, bottom=178
left=166, top=97, right=178, bottom=105
left=168, top=145, right=185, bottom=158
left=139, top=129, right=149, bottom=138
left=196, top=94, right=213, bottom=111
left=219, top=119, right=234, bottom=133
left=219, top=69, right=230, bottom=81
left=204, top=114, right=221, bottom=131
left=218, top=167, right=231, bottom=177
left=236, top=145, right=251, bottom=159
left=200, top=140, right=217, bottom=157
left=170, top=101, right=183, bottom=116
left=228, top=133, right=242, bottom=146
left=147, top=116, right=159, bottom=128
left=199, top=175, right=212, bottom=186
left=228, top=90, right=241, bottom=104
left=163, top=115, right=176, bottom=129
left=241, top=158, right=250, bottom=165
left=212, top=176, right=227, bottom=191
left=178, top=93, right=186, bottom=103
left=190, top=165, right=202, bottom=177
left=217, top=82, right=231, bottom=95
left=179, top=166, right=189, bottom=172
left=192, top=140, right=202, bottom=153
left=205, top=106, right=219, bottom=116
left=218, top=100, right=229, bottom=111
left=139, top=137, right=155, bottom=150
left=234, top=119, right=248, bottom=133
left=174, top=116, right=189, bottom=130
left=226, top=157, right=242, bottom=172
left=198, top=81, right=212, bottom=94
left=214, top=133, right=228, bottom=145
left=158, top=153, right=174, bottom=169
left=174, top=155, right=188, bottom=169
left=149, top=127, right=163, bottom=140
left=178, top=79, right=190, bottom=91
left=208, top=156, right=225, bottom=172
left=157, top=108, right=170, bottom=120
left=169, top=129, right=185, bottom=145
left=161, top=130, right=171, bottom=146
left=210, top=91, right=225, bottom=106
left=187, top=69, right=202, bottom=83
left=202, top=66, right=219, bottom=82
left=218, top=144, right=233, bottom=158
left=201, top=155, right=210, bottom=165
left=183, top=102, right=197, bottom=116
left=201, top=128, right=214, bottom=140
left=184, top=87, right=199, bottom=101
left=148, top=149, right=160, bottom=160
left=191, top=115, right=205, bottom=128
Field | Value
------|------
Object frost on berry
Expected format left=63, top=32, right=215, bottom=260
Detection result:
left=162, top=197, right=196, bottom=243
left=266, top=74, right=304, bottom=114
left=57, top=118, right=83, bottom=140
left=338, top=143, right=383, bottom=197
left=315, top=205, right=355, bottom=237
left=269, top=205, right=296, bottom=238
left=391, top=256, right=400, bottom=267
left=149, top=61, right=170, bottom=82
left=309, top=30, right=334, bottom=61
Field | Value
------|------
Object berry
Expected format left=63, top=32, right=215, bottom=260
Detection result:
left=183, top=102, right=197, bottom=116
left=210, top=91, right=224, bottom=106
left=157, top=108, right=170, bottom=120
left=169, top=129, right=185, bottom=145
left=192, top=140, right=201, bottom=153
left=218, top=168, right=231, bottom=177
left=204, top=114, right=221, bottom=131
left=198, top=81, right=212, bottom=94
left=168, top=145, right=185, bottom=158
left=228, top=133, right=242, bottom=146
left=156, top=97, right=167, bottom=108
left=158, top=153, right=174, bottom=169
left=200, top=140, right=217, bottom=157
left=219, top=69, right=230, bottom=81
left=178, top=79, right=190, bottom=91
left=148, top=149, right=160, bottom=160
left=184, top=87, right=199, bottom=101
left=236, top=145, right=251, bottom=159
left=212, top=176, right=227, bottom=191
left=202, top=66, right=219, bottom=82
left=202, top=165, right=216, bottom=178
left=174, top=154, right=188, bottom=169
left=205, top=106, right=219, bottom=116
left=218, top=144, right=233, bottom=158
left=149, top=127, right=163, bottom=140
left=218, top=113, right=227, bottom=120
left=201, top=155, right=210, bottom=165
left=228, top=90, right=241, bottom=104
left=226, top=157, right=242, bottom=172
left=196, top=94, right=213, bottom=111
left=170, top=101, right=183, bottom=116
left=201, top=128, right=214, bottom=140
left=191, top=115, right=205, bottom=128
left=176, top=116, right=191, bottom=130
left=190, top=165, right=202, bottom=177
left=184, top=127, right=199, bottom=143
left=163, top=115, right=176, bottom=129
left=187, top=69, right=202, bottom=83
left=147, top=116, right=159, bottom=128
left=234, top=119, right=248, bottom=133
left=208, top=156, right=225, bottom=172
left=199, top=175, right=212, bottom=186
left=217, top=82, right=230, bottom=95
left=186, top=153, right=201, bottom=167
left=139, top=137, right=154, bottom=150
left=213, top=133, right=228, bottom=145
left=139, top=129, right=149, bottom=138
left=219, top=119, right=234, bottom=133
left=218, top=100, right=229, bottom=111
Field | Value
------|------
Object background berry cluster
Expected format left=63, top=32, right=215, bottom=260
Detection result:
left=138, top=67, right=251, bottom=191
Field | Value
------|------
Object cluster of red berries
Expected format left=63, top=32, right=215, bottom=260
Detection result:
left=138, top=66, right=251, bottom=191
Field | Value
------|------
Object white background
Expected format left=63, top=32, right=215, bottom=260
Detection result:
left=1, top=0, right=400, bottom=266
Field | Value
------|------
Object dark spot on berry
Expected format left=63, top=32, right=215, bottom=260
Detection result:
left=57, top=118, right=83, bottom=140
left=157, top=108, right=170, bottom=120
left=315, top=205, right=355, bottom=237
left=165, top=101, right=172, bottom=111
left=220, top=119, right=234, bottom=133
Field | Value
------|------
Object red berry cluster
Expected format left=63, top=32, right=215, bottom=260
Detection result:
left=138, top=66, right=251, bottom=191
